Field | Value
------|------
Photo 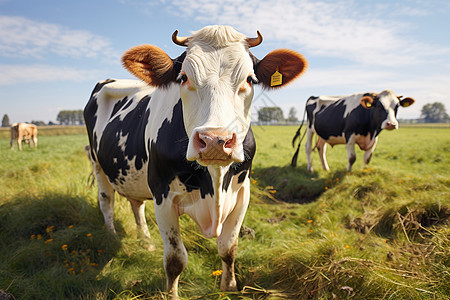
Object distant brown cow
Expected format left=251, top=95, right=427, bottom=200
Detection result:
left=10, top=123, right=38, bottom=150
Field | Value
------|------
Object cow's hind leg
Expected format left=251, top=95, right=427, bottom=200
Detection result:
left=217, top=179, right=251, bottom=292
left=128, top=199, right=155, bottom=250
left=155, top=198, right=187, bottom=299
left=17, top=137, right=23, bottom=151
left=316, top=137, right=330, bottom=171
left=305, top=129, right=314, bottom=173
left=32, top=136, right=38, bottom=149
left=92, top=161, right=116, bottom=233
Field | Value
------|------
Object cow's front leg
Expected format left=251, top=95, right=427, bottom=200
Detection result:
left=155, top=198, right=187, bottom=299
left=363, top=137, right=378, bottom=168
left=346, top=138, right=357, bottom=172
left=217, top=179, right=250, bottom=292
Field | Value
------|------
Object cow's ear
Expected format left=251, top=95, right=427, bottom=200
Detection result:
left=256, top=49, right=307, bottom=89
left=122, top=45, right=177, bottom=87
left=400, top=97, right=415, bottom=107
left=360, top=96, right=374, bottom=109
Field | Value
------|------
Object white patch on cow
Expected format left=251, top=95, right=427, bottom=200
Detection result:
left=113, top=155, right=152, bottom=200
left=377, top=89, right=400, bottom=129
left=179, top=26, right=255, bottom=164
left=147, top=83, right=180, bottom=144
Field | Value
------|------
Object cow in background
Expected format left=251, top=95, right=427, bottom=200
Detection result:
left=292, top=90, right=414, bottom=172
left=84, top=25, right=308, bottom=298
left=10, top=123, right=38, bottom=150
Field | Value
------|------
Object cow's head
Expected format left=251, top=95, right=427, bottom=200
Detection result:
left=122, top=25, right=307, bottom=166
left=360, top=90, right=414, bottom=130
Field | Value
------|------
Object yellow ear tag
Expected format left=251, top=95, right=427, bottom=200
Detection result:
left=366, top=102, right=372, bottom=108
left=270, top=69, right=283, bottom=87
left=403, top=102, right=410, bottom=107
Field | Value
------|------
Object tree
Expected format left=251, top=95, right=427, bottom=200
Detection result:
left=57, top=110, right=85, bottom=125
left=287, top=107, right=298, bottom=123
left=421, top=102, right=449, bottom=123
left=2, top=114, right=10, bottom=127
left=258, top=107, right=284, bottom=124
left=31, top=120, right=46, bottom=126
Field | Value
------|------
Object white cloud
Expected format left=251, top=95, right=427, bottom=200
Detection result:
left=0, top=64, right=106, bottom=85
left=0, top=15, right=118, bottom=60
left=168, top=0, right=448, bottom=67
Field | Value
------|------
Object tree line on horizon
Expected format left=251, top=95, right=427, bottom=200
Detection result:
left=1, top=102, right=449, bottom=127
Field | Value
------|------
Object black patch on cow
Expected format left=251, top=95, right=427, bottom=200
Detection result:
left=173, top=52, right=186, bottom=79
left=97, top=96, right=151, bottom=184
left=149, top=99, right=214, bottom=205
left=222, top=127, right=256, bottom=192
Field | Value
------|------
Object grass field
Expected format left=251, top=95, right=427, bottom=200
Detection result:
left=0, top=125, right=449, bottom=299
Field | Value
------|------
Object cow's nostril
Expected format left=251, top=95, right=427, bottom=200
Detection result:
left=195, top=132, right=207, bottom=150
left=224, top=134, right=236, bottom=148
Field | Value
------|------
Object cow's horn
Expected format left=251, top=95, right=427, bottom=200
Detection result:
left=247, top=30, right=263, bottom=48
left=172, top=30, right=189, bottom=47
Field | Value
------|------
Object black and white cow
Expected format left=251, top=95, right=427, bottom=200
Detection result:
left=292, top=90, right=414, bottom=172
left=84, top=25, right=307, bottom=298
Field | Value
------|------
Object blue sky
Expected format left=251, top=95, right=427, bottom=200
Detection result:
left=1, top=0, right=449, bottom=123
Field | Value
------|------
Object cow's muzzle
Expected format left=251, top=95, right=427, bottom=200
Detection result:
left=189, top=130, right=240, bottom=166
left=384, top=121, right=398, bottom=130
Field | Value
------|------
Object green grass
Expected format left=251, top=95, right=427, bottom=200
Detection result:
left=0, top=126, right=449, bottom=299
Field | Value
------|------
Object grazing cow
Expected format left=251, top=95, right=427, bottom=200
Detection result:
left=84, top=25, right=307, bottom=298
left=292, top=90, right=414, bottom=172
left=10, top=123, right=38, bottom=150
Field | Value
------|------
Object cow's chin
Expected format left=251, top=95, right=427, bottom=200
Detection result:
left=197, top=158, right=234, bottom=167
left=187, top=153, right=244, bottom=167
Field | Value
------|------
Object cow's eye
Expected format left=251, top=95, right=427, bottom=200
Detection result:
left=180, top=74, right=188, bottom=83
left=247, top=75, right=257, bottom=84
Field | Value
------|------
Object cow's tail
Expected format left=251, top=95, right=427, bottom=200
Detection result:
left=291, top=103, right=308, bottom=167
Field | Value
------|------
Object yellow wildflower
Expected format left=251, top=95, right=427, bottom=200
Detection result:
left=44, top=239, right=54, bottom=244
left=30, top=234, right=36, bottom=240
left=36, top=234, right=42, bottom=240
left=61, top=244, right=68, bottom=251
left=46, top=226, right=55, bottom=233
left=68, top=225, right=74, bottom=229
left=86, top=233, right=92, bottom=237
left=307, top=220, right=313, bottom=223
left=212, top=270, right=223, bottom=276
